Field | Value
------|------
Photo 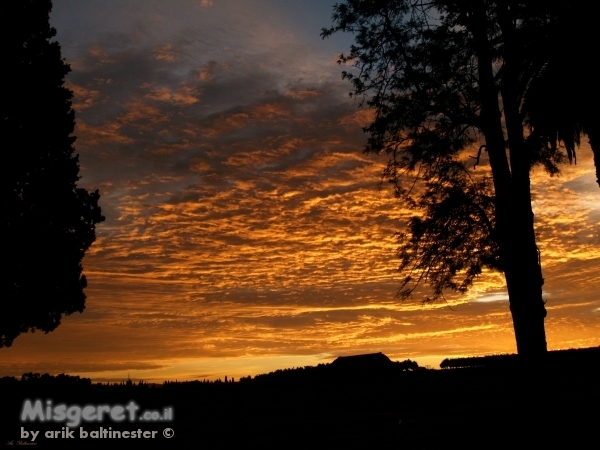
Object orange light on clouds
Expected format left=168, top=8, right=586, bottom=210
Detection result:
left=2, top=0, right=599, bottom=382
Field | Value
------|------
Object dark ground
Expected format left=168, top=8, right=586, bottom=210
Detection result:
left=2, top=349, right=599, bottom=448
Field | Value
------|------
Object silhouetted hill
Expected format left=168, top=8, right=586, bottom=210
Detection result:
left=242, top=353, right=420, bottom=383
left=2, top=349, right=599, bottom=447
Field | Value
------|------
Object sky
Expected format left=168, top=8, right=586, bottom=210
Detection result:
left=2, top=0, right=600, bottom=382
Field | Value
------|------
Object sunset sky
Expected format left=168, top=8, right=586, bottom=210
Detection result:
left=2, top=0, right=599, bottom=382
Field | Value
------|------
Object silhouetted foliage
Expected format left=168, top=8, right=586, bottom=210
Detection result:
left=397, top=359, right=419, bottom=371
left=520, top=2, right=600, bottom=184
left=440, top=346, right=600, bottom=369
left=323, top=1, right=598, bottom=356
left=0, top=0, right=105, bottom=347
left=20, top=372, right=92, bottom=388
left=0, top=376, right=19, bottom=389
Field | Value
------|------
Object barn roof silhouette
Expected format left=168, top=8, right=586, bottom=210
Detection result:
left=331, top=352, right=393, bottom=371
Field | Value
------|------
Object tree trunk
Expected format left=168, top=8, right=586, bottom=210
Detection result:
left=501, top=197, right=548, bottom=356
left=496, top=1, right=547, bottom=356
left=470, top=1, right=548, bottom=356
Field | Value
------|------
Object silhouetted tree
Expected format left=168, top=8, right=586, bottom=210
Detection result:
left=323, top=1, right=599, bottom=356
left=0, top=0, right=104, bottom=347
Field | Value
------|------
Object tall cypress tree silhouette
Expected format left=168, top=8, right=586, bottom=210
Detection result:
left=0, top=0, right=105, bottom=347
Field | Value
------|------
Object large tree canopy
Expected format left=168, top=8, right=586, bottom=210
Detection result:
left=0, top=0, right=105, bottom=347
left=323, top=0, right=598, bottom=356
left=521, top=1, right=600, bottom=183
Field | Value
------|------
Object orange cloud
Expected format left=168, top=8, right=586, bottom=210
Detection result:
left=339, top=108, right=376, bottom=127
left=146, top=84, right=200, bottom=106
left=68, top=82, right=101, bottom=110
left=153, top=44, right=179, bottom=62
left=284, top=88, right=322, bottom=100
left=89, top=45, right=115, bottom=64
